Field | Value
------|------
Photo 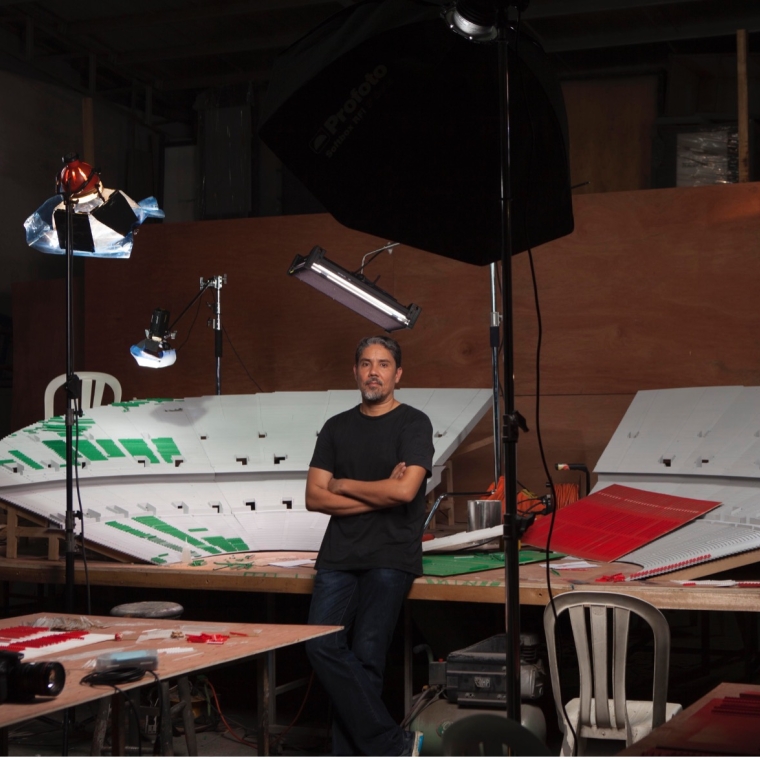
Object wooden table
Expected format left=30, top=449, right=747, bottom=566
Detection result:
left=3, top=552, right=760, bottom=612
left=0, top=612, right=338, bottom=756
left=619, top=682, right=760, bottom=756
left=4, top=552, right=760, bottom=726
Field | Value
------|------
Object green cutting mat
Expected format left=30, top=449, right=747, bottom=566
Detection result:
left=422, top=551, right=564, bottom=577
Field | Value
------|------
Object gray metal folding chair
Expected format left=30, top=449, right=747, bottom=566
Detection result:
left=544, top=591, right=681, bottom=755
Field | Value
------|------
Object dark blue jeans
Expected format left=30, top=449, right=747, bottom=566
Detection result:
left=305, top=567, right=414, bottom=756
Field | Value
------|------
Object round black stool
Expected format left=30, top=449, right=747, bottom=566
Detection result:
left=109, top=601, right=184, bottom=620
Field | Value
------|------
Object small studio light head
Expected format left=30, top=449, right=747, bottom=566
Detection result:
left=130, top=308, right=177, bottom=368
left=445, top=0, right=530, bottom=42
left=56, top=153, right=101, bottom=200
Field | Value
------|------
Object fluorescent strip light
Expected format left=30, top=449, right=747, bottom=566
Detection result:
left=288, top=246, right=420, bottom=332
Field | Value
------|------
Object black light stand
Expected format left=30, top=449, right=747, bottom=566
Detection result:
left=133, top=275, right=226, bottom=395
left=449, top=0, right=530, bottom=723
left=180, top=274, right=225, bottom=395
left=496, top=0, right=530, bottom=725
left=56, top=155, right=101, bottom=615
left=62, top=187, right=78, bottom=615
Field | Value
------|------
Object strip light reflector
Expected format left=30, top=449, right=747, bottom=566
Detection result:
left=288, top=246, right=420, bottom=332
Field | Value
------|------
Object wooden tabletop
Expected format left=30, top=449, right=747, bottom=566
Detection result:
left=3, top=552, right=760, bottom=612
left=0, top=611, right=338, bottom=730
left=619, top=682, right=760, bottom=756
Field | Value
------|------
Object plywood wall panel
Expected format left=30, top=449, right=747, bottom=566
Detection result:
left=511, top=182, right=760, bottom=396
left=11, top=277, right=84, bottom=431
left=562, top=76, right=659, bottom=194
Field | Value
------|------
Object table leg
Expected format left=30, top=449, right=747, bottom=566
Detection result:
left=159, top=682, right=173, bottom=755
left=176, top=677, right=198, bottom=755
left=257, top=655, right=270, bottom=756
left=111, top=692, right=127, bottom=757
left=91, top=697, right=110, bottom=755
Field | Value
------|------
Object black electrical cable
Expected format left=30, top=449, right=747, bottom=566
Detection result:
left=174, top=292, right=204, bottom=354
left=80, top=666, right=148, bottom=686
left=222, top=325, right=265, bottom=392
left=514, top=6, right=578, bottom=753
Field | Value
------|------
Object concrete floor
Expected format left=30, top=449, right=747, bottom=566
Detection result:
left=5, top=699, right=318, bottom=757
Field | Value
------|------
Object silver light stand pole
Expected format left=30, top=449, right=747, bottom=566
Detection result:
left=490, top=262, right=501, bottom=487
left=204, top=274, right=226, bottom=395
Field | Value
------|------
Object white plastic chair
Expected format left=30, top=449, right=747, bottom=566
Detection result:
left=44, top=372, right=122, bottom=420
left=543, top=591, right=682, bottom=755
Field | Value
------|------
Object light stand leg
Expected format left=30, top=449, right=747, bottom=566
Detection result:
left=498, top=6, right=524, bottom=723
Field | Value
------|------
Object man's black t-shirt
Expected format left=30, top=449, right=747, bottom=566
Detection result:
left=309, top=403, right=434, bottom=576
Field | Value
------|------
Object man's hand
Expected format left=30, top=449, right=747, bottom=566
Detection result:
left=327, top=463, right=426, bottom=509
left=306, top=467, right=374, bottom=516
left=390, top=462, right=407, bottom=479
left=306, top=462, right=426, bottom=515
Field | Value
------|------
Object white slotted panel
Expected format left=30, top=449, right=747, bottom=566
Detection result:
left=0, top=390, right=490, bottom=564
left=595, top=386, right=760, bottom=578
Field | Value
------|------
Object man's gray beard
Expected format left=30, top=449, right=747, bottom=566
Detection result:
left=361, top=386, right=383, bottom=402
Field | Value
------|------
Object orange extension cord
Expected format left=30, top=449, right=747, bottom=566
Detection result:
left=481, top=476, right=580, bottom=518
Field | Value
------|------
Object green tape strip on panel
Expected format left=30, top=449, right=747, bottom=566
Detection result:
left=36, top=421, right=66, bottom=438
left=112, top=399, right=174, bottom=410
left=30, top=418, right=97, bottom=436
left=188, top=528, right=208, bottom=533
left=132, top=516, right=222, bottom=554
left=42, top=440, right=73, bottom=461
left=96, top=439, right=126, bottom=457
left=106, top=521, right=184, bottom=553
left=119, top=439, right=160, bottom=464
left=8, top=449, right=44, bottom=470
left=75, top=440, right=108, bottom=462
left=152, top=437, right=181, bottom=463
left=204, top=536, right=251, bottom=553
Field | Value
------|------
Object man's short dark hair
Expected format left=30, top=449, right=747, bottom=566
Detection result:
left=355, top=336, right=402, bottom=368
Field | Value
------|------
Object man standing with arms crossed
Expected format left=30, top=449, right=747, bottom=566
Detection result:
left=304, top=335, right=433, bottom=756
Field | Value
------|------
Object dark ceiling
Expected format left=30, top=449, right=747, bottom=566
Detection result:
left=1, top=0, right=759, bottom=138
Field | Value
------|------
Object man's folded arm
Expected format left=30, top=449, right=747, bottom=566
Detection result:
left=305, top=467, right=375, bottom=516
left=328, top=464, right=427, bottom=508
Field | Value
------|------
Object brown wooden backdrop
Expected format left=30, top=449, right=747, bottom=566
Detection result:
left=12, top=181, right=760, bottom=519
